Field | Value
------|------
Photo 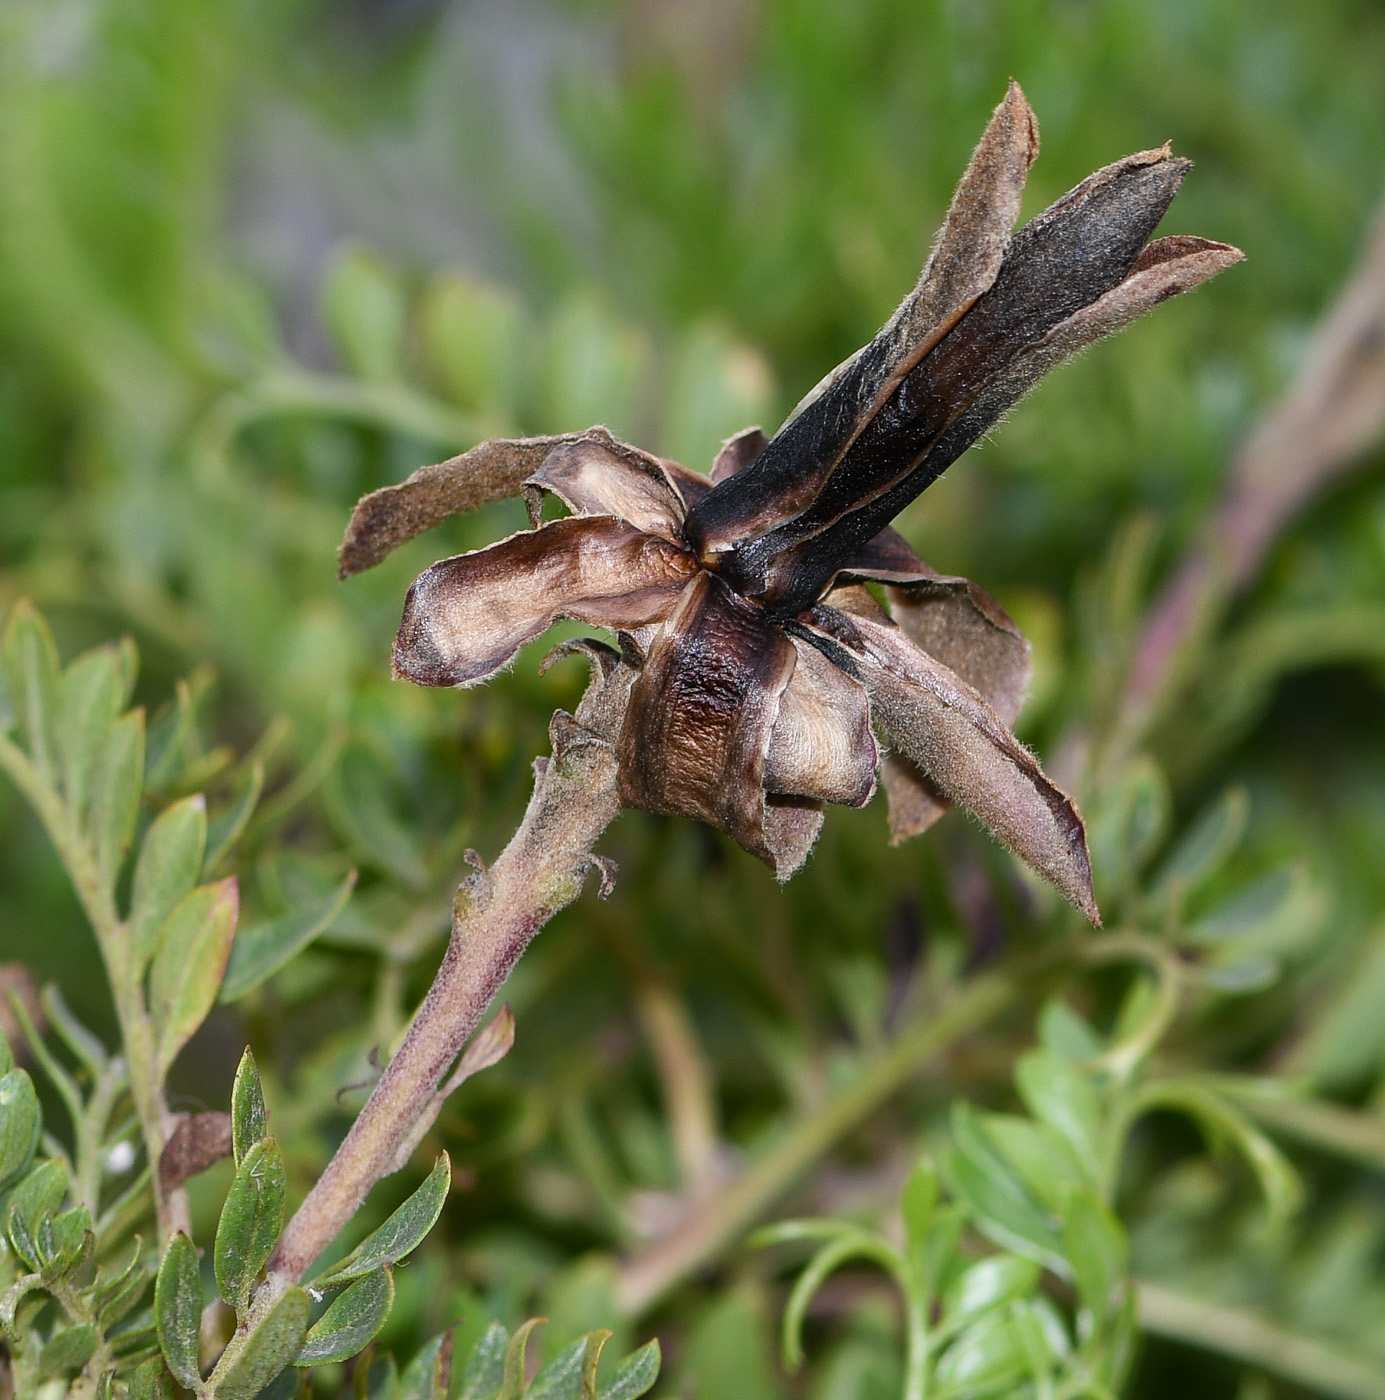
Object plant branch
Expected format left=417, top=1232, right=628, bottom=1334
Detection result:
left=266, top=658, right=634, bottom=1284
left=1137, top=1279, right=1385, bottom=1400
left=1117, top=193, right=1385, bottom=751
left=613, top=968, right=1016, bottom=1317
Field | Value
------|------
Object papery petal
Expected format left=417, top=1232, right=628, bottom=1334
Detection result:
left=524, top=430, right=691, bottom=539
left=394, top=517, right=697, bottom=687
left=686, top=83, right=1037, bottom=556
left=711, top=427, right=769, bottom=483
left=340, top=433, right=594, bottom=577
left=616, top=573, right=821, bottom=877
left=799, top=606, right=1098, bottom=923
left=765, top=638, right=877, bottom=807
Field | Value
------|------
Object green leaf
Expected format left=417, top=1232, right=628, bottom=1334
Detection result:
left=596, top=1340, right=660, bottom=1400
left=314, top=1152, right=450, bottom=1286
left=578, top=1331, right=612, bottom=1400
left=155, top=1231, right=203, bottom=1390
left=1150, top=784, right=1249, bottom=901
left=934, top=1312, right=1027, bottom=1398
left=219, top=869, right=357, bottom=1002
left=499, top=1317, right=545, bottom=1400
left=204, top=760, right=264, bottom=873
left=1061, top=1188, right=1128, bottom=1323
left=900, top=1159, right=939, bottom=1257
left=149, top=877, right=238, bottom=1075
left=0, top=1069, right=41, bottom=1191
left=57, top=644, right=129, bottom=822
left=1037, top=1000, right=1104, bottom=1062
left=210, top=1282, right=311, bottom=1400
left=455, top=1321, right=507, bottom=1400
left=322, top=247, right=407, bottom=382
left=420, top=273, right=528, bottom=416
left=231, top=1047, right=268, bottom=1165
left=0, top=1029, right=10, bottom=1076
left=1014, top=1050, right=1104, bottom=1182
left=215, top=1136, right=286, bottom=1313
left=89, top=709, right=145, bottom=891
left=6, top=1157, right=68, bottom=1243
left=940, top=1255, right=1040, bottom=1337
left=545, top=293, right=649, bottom=442
left=946, top=1105, right=1065, bottom=1272
left=397, top=1329, right=453, bottom=1400
left=39, top=1322, right=99, bottom=1377
left=3, top=600, right=61, bottom=779
left=981, top=1116, right=1086, bottom=1214
left=96, top=1244, right=153, bottom=1329
left=126, top=1357, right=176, bottom=1400
left=527, top=1333, right=591, bottom=1400
left=130, top=794, right=208, bottom=975
left=295, top=1267, right=395, bottom=1366
left=41, top=1204, right=95, bottom=1278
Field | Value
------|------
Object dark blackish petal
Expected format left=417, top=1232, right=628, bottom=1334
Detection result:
left=615, top=573, right=805, bottom=875
left=738, top=219, right=1240, bottom=614
left=684, top=82, right=1038, bottom=560
left=797, top=604, right=1099, bottom=923
left=393, top=517, right=698, bottom=687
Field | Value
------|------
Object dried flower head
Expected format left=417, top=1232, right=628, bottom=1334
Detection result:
left=339, top=83, right=1242, bottom=924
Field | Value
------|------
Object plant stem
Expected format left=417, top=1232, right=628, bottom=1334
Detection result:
left=267, top=665, right=630, bottom=1284
left=614, top=968, right=1016, bottom=1316
left=1137, top=1280, right=1385, bottom=1400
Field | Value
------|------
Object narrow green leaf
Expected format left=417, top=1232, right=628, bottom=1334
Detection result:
left=155, top=1231, right=203, bottom=1390
left=527, top=1334, right=588, bottom=1400
left=314, top=1152, right=450, bottom=1286
left=125, top=1357, right=175, bottom=1400
left=41, top=1204, right=95, bottom=1279
left=57, top=645, right=127, bottom=823
left=940, top=1255, right=1041, bottom=1337
left=361, top=1354, right=399, bottom=1400
left=149, top=877, right=238, bottom=1075
left=596, top=1340, right=660, bottom=1400
left=295, top=1266, right=394, bottom=1365
left=3, top=601, right=61, bottom=780
left=210, top=1282, right=311, bottom=1400
left=0, top=1029, right=11, bottom=1075
left=219, top=869, right=357, bottom=1003
left=6, top=1158, right=68, bottom=1238
left=215, top=1136, right=286, bottom=1313
left=981, top=1116, right=1086, bottom=1215
left=39, top=1322, right=99, bottom=1377
left=1061, top=1189, right=1128, bottom=1323
left=455, top=1321, right=507, bottom=1400
left=204, top=760, right=264, bottom=873
left=131, top=795, right=208, bottom=975
left=96, top=1245, right=153, bottom=1329
left=498, top=1317, right=545, bottom=1400
left=231, top=1048, right=268, bottom=1165
left=1037, top=1000, right=1105, bottom=1063
left=1150, top=785, right=1249, bottom=901
left=933, top=1312, right=1027, bottom=1396
left=397, top=1329, right=452, bottom=1400
left=322, top=247, right=408, bottom=383
left=0, top=1070, right=41, bottom=1191
left=89, top=709, right=145, bottom=891
left=900, top=1159, right=939, bottom=1257
left=578, top=1330, right=612, bottom=1400
left=1014, top=1050, right=1104, bottom=1180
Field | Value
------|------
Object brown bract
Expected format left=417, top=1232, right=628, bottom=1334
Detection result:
left=339, top=83, right=1243, bottom=922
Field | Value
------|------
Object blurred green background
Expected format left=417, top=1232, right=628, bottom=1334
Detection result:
left=3, top=0, right=1385, bottom=1395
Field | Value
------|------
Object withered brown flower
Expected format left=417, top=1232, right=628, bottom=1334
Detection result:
left=339, top=84, right=1242, bottom=924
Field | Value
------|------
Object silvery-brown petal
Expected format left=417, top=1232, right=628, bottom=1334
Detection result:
left=616, top=573, right=817, bottom=877
left=711, top=427, right=769, bottom=483
left=685, top=82, right=1037, bottom=557
left=525, top=432, right=690, bottom=540
left=765, top=637, right=877, bottom=807
left=800, top=605, right=1098, bottom=923
left=394, top=517, right=698, bottom=688
left=879, top=756, right=951, bottom=843
left=339, top=432, right=606, bottom=578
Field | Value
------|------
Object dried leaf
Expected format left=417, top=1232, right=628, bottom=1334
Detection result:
left=159, top=1110, right=233, bottom=1192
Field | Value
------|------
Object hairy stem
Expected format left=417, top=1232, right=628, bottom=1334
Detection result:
left=267, top=665, right=630, bottom=1284
left=614, top=968, right=1015, bottom=1316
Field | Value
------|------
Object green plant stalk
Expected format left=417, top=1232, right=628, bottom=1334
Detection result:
left=614, top=968, right=1016, bottom=1316
left=267, top=665, right=632, bottom=1284
left=0, top=733, right=189, bottom=1242
left=1137, top=1280, right=1385, bottom=1400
